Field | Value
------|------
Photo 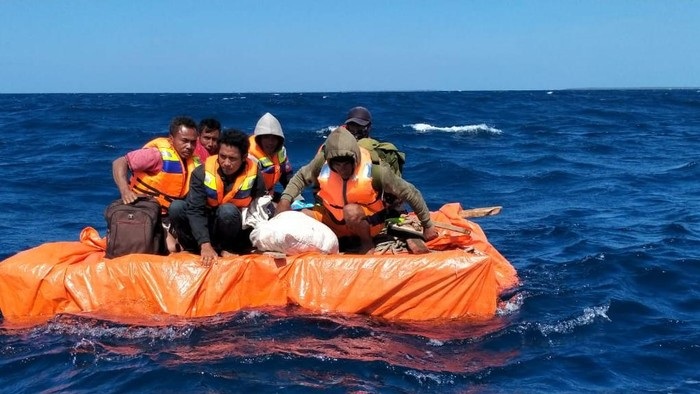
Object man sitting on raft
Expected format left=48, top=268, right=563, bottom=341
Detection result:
left=275, top=127, right=437, bottom=254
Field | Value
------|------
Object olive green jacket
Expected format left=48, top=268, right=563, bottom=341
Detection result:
left=280, top=128, right=433, bottom=227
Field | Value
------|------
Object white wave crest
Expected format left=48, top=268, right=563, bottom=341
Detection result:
left=538, top=305, right=610, bottom=336
left=407, top=123, right=502, bottom=134
left=314, top=125, right=338, bottom=135
left=497, top=292, right=524, bottom=316
left=405, top=369, right=455, bottom=385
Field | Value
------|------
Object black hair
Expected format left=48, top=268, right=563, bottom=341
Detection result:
left=169, top=116, right=197, bottom=136
left=198, top=118, right=221, bottom=134
left=218, top=129, right=250, bottom=157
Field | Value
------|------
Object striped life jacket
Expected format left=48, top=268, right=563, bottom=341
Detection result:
left=248, top=135, right=289, bottom=193
left=130, top=137, right=200, bottom=212
left=203, top=154, right=259, bottom=209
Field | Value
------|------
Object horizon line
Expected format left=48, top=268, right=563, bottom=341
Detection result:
left=1, top=87, right=699, bottom=95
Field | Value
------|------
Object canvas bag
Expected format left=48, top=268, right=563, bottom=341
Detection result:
left=358, top=138, right=406, bottom=177
left=104, top=196, right=165, bottom=258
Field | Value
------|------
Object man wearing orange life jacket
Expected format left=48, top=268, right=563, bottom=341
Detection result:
left=169, top=130, right=266, bottom=266
left=248, top=112, right=293, bottom=199
left=112, top=116, right=200, bottom=253
left=303, top=106, right=406, bottom=214
left=276, top=127, right=438, bottom=254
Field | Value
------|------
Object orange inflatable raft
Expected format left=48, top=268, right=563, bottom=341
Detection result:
left=0, top=203, right=518, bottom=325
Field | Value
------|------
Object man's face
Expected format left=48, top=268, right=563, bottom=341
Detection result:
left=200, top=128, right=221, bottom=154
left=259, top=135, right=280, bottom=156
left=329, top=157, right=355, bottom=180
left=217, top=144, right=243, bottom=176
left=345, top=122, right=369, bottom=140
left=171, top=126, right=198, bottom=159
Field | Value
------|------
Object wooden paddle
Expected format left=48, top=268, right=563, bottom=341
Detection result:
left=459, top=206, right=502, bottom=218
left=401, top=206, right=503, bottom=253
left=433, top=221, right=471, bottom=234
left=429, top=206, right=503, bottom=234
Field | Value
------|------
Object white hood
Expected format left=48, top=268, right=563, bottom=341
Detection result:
left=253, top=112, right=285, bottom=141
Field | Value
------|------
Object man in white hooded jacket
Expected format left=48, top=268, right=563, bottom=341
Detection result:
left=247, top=112, right=293, bottom=200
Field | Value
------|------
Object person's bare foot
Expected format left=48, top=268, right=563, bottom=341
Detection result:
left=165, top=233, right=180, bottom=253
left=221, top=250, right=238, bottom=258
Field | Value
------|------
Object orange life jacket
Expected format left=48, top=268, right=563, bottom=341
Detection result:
left=203, top=155, right=259, bottom=209
left=317, top=147, right=384, bottom=222
left=130, top=137, right=200, bottom=212
left=248, top=135, right=289, bottom=192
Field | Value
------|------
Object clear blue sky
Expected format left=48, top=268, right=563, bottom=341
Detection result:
left=1, top=1, right=699, bottom=93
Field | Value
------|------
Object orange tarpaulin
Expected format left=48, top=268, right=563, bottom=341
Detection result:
left=0, top=204, right=518, bottom=325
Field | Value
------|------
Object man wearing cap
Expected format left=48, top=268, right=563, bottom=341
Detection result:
left=344, top=106, right=405, bottom=178
left=297, top=106, right=406, bottom=181
left=344, top=106, right=373, bottom=139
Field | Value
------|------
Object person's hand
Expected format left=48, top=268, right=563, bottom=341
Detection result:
left=120, top=189, right=139, bottom=205
left=423, top=224, right=438, bottom=241
left=199, top=242, right=218, bottom=267
left=275, top=199, right=292, bottom=215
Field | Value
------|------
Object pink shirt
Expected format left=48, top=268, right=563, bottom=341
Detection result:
left=125, top=148, right=162, bottom=174
left=194, top=140, right=211, bottom=162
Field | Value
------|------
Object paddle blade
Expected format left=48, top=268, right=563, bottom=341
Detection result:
left=459, top=206, right=502, bottom=218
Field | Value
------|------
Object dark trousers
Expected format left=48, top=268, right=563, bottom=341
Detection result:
left=169, top=200, right=251, bottom=254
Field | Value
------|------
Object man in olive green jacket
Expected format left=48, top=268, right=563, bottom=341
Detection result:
left=276, top=127, right=437, bottom=253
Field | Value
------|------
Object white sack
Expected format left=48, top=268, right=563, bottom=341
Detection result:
left=250, top=211, right=339, bottom=255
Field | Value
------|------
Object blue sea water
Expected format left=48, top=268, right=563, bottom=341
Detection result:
left=1, top=90, right=699, bottom=393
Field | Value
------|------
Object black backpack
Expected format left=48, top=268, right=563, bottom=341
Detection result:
left=104, top=197, right=165, bottom=258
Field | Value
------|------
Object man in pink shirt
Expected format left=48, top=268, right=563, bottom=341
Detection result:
left=194, top=118, right=221, bottom=161
left=112, top=116, right=200, bottom=253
